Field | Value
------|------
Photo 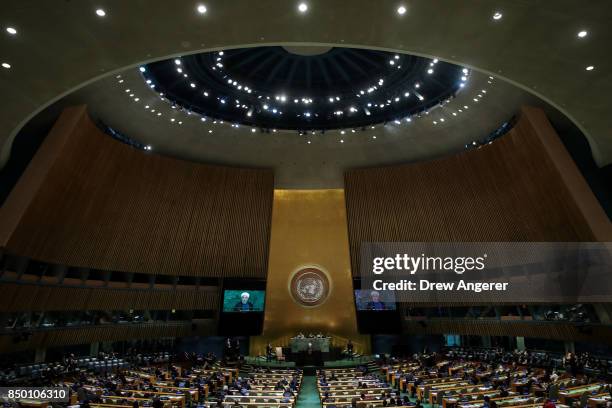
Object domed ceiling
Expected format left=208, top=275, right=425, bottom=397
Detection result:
left=142, top=47, right=467, bottom=131
left=21, top=44, right=556, bottom=188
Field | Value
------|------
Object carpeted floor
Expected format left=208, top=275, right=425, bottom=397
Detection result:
left=296, top=376, right=322, bottom=408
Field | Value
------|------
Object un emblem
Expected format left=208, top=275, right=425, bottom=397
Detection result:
left=289, top=267, right=331, bottom=307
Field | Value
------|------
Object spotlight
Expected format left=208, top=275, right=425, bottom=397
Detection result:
left=95, top=8, right=106, bottom=17
left=492, top=12, right=502, bottom=20
left=6, top=27, right=17, bottom=35
left=197, top=4, right=207, bottom=14
left=397, top=5, right=407, bottom=15
left=298, top=3, right=308, bottom=13
left=577, top=30, right=588, bottom=38
left=585, top=65, right=595, bottom=71
left=1, top=62, right=11, bottom=69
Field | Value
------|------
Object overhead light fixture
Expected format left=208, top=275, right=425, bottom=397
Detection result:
left=397, top=5, right=407, bottom=15
left=492, top=12, right=502, bottom=20
left=298, top=3, right=308, bottom=13
left=197, top=4, right=207, bottom=14
left=577, top=30, right=588, bottom=38
left=6, top=27, right=17, bottom=35
left=95, top=8, right=106, bottom=17
left=427, top=69, right=434, bottom=74
left=2, top=62, right=11, bottom=69
left=585, top=65, right=594, bottom=71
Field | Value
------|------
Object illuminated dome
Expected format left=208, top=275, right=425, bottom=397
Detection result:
left=141, top=47, right=469, bottom=131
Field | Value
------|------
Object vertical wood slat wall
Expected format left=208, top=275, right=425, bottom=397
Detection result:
left=0, top=321, right=217, bottom=353
left=3, top=107, right=274, bottom=278
left=0, top=283, right=219, bottom=312
left=344, top=108, right=597, bottom=276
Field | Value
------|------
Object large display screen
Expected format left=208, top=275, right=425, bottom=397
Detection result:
left=222, top=290, right=265, bottom=312
left=354, top=289, right=397, bottom=311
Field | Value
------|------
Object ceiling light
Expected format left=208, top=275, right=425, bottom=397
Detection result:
left=492, top=12, right=502, bottom=20
left=157, top=112, right=161, bottom=116
left=134, top=98, right=139, bottom=102
left=95, top=8, right=106, bottom=17
left=340, top=139, right=344, bottom=143
left=462, top=68, right=468, bottom=74
left=577, top=30, right=588, bottom=38
left=298, top=3, right=308, bottom=13
left=586, top=65, right=595, bottom=71
left=1, top=62, right=10, bottom=69
left=190, top=83, right=196, bottom=88
left=251, top=128, right=256, bottom=133
left=197, top=4, right=207, bottom=14
left=397, top=5, right=407, bottom=15
left=427, top=69, right=434, bottom=74
left=372, top=136, right=377, bottom=139
left=6, top=27, right=17, bottom=35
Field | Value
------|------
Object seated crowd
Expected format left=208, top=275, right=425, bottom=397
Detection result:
left=0, top=350, right=302, bottom=408
left=379, top=348, right=611, bottom=408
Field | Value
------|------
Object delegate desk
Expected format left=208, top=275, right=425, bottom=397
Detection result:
left=290, top=337, right=330, bottom=352
left=558, top=384, right=607, bottom=405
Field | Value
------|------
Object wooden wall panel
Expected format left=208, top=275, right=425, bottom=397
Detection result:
left=0, top=320, right=217, bottom=353
left=345, top=107, right=606, bottom=276
left=0, top=283, right=219, bottom=312
left=403, top=320, right=612, bottom=344
left=2, top=106, right=274, bottom=278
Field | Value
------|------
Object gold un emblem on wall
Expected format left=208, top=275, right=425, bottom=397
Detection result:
left=289, top=267, right=331, bottom=307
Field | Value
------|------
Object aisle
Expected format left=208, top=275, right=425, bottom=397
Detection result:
left=296, top=375, right=322, bottom=408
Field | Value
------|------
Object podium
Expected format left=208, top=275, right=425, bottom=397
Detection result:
left=290, top=337, right=331, bottom=353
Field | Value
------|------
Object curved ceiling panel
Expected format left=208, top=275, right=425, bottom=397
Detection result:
left=142, top=47, right=466, bottom=130
left=0, top=0, right=610, bottom=168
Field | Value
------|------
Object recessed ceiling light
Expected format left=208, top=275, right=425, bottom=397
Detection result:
left=397, top=5, right=407, bottom=15
left=372, top=136, right=377, bottom=139
left=427, top=69, right=434, bottom=74
left=577, top=30, right=588, bottom=38
left=340, top=139, right=344, bottom=143
left=1, top=62, right=10, bottom=69
left=95, top=8, right=106, bottom=17
left=586, top=65, right=595, bottom=71
left=197, top=4, right=207, bottom=14
left=6, top=27, right=17, bottom=35
left=298, top=3, right=308, bottom=13
left=492, top=12, right=502, bottom=20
